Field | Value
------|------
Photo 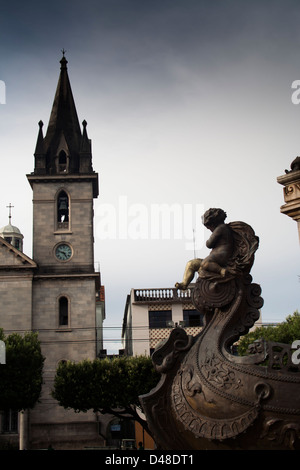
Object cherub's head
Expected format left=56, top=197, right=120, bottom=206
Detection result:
left=202, top=208, right=227, bottom=230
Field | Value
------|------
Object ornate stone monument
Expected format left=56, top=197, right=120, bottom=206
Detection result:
left=140, top=209, right=300, bottom=450
left=277, top=156, right=300, bottom=242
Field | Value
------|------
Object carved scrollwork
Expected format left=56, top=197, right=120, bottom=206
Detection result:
left=192, top=277, right=236, bottom=311
left=152, top=327, right=194, bottom=374
left=254, top=382, right=272, bottom=402
left=267, top=342, right=300, bottom=373
left=285, top=184, right=295, bottom=195
left=180, top=365, right=202, bottom=397
left=284, top=183, right=300, bottom=195
left=172, top=370, right=259, bottom=441
left=246, top=281, right=264, bottom=309
left=261, top=418, right=300, bottom=449
left=200, top=353, right=242, bottom=391
left=247, top=338, right=266, bottom=356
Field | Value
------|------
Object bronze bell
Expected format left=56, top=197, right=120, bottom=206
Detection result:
left=58, top=197, right=68, bottom=211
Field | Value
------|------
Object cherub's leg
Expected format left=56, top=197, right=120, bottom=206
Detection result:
left=201, top=260, right=226, bottom=277
left=175, top=259, right=202, bottom=290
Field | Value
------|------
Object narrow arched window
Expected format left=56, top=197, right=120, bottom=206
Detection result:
left=58, top=150, right=68, bottom=172
left=57, top=190, right=69, bottom=228
left=59, top=296, right=69, bottom=326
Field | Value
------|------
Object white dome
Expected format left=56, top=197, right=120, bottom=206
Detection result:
left=0, top=221, right=24, bottom=252
left=0, top=222, right=22, bottom=236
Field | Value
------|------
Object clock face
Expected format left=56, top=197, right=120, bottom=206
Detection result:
left=55, top=243, right=72, bottom=261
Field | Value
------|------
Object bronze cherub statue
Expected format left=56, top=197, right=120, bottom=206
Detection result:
left=176, top=208, right=259, bottom=291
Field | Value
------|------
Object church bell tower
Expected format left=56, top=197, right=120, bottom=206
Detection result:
left=28, top=54, right=98, bottom=273
left=26, top=54, right=101, bottom=448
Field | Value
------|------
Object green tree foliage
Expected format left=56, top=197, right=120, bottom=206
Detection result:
left=52, top=355, right=160, bottom=434
left=238, top=311, right=300, bottom=356
left=0, top=330, right=45, bottom=411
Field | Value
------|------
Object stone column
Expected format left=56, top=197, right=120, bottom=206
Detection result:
left=277, top=157, right=300, bottom=243
left=19, top=409, right=29, bottom=450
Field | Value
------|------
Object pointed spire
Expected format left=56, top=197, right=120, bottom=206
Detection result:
left=30, top=54, right=97, bottom=185
left=80, top=120, right=91, bottom=153
left=33, top=120, right=46, bottom=174
left=79, top=120, right=93, bottom=172
left=34, top=120, right=45, bottom=155
left=43, top=53, right=82, bottom=172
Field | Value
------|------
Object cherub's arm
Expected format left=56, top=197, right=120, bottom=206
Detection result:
left=206, top=225, right=224, bottom=248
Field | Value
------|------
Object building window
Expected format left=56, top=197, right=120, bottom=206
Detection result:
left=57, top=190, right=69, bottom=229
left=59, top=296, right=69, bottom=326
left=149, top=310, right=172, bottom=328
left=2, top=410, right=18, bottom=433
left=58, top=150, right=68, bottom=173
left=183, top=309, right=204, bottom=327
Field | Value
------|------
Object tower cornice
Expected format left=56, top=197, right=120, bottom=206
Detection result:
left=27, top=172, right=99, bottom=198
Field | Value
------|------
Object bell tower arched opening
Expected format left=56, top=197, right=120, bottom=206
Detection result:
left=56, top=149, right=70, bottom=174
left=57, top=190, right=70, bottom=230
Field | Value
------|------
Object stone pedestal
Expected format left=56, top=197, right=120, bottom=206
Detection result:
left=277, top=159, right=300, bottom=242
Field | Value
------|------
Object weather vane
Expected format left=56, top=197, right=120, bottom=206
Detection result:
left=61, top=48, right=66, bottom=57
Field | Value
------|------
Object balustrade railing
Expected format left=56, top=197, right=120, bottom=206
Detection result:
left=134, top=287, right=193, bottom=303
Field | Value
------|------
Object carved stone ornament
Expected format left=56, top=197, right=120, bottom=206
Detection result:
left=140, top=210, right=300, bottom=450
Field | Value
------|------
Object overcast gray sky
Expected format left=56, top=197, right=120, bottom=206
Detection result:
left=0, top=0, right=299, bottom=352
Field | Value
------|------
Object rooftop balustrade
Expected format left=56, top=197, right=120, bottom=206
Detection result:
left=133, top=286, right=194, bottom=303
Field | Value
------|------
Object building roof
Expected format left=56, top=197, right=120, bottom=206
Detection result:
left=0, top=237, right=36, bottom=269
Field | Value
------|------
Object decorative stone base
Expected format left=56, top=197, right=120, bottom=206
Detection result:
left=277, top=167, right=300, bottom=242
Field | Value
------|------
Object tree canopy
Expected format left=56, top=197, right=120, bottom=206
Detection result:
left=238, top=311, right=300, bottom=355
left=0, top=329, right=45, bottom=411
left=52, top=355, right=160, bottom=434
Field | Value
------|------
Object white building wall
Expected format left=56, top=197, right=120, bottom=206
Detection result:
left=172, top=303, right=183, bottom=326
left=124, top=288, right=202, bottom=357
left=130, top=290, right=150, bottom=356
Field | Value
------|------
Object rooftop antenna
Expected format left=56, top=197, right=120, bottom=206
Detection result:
left=193, top=228, right=197, bottom=259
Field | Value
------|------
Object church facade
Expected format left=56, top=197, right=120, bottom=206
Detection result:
left=0, top=55, right=105, bottom=449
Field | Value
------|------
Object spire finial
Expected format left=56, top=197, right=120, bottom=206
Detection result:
left=60, top=49, right=68, bottom=69
left=6, top=203, right=14, bottom=223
